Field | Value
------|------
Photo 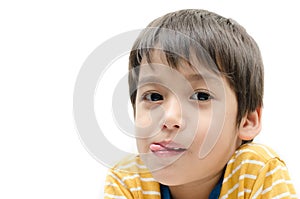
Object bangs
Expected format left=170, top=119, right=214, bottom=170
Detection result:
left=131, top=27, right=220, bottom=75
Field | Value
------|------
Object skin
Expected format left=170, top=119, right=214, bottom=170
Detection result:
left=134, top=51, right=261, bottom=199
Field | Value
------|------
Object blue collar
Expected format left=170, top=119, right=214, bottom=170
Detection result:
left=160, top=175, right=223, bottom=199
left=160, top=184, right=172, bottom=199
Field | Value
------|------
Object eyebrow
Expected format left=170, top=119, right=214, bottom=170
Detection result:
left=138, top=74, right=220, bottom=87
left=138, top=76, right=163, bottom=85
left=187, top=74, right=219, bottom=82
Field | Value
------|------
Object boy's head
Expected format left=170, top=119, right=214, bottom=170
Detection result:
left=127, top=9, right=264, bottom=185
left=129, top=9, right=263, bottom=126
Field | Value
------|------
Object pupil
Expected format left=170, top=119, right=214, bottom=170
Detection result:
left=151, top=93, right=162, bottom=101
left=198, top=93, right=209, bottom=100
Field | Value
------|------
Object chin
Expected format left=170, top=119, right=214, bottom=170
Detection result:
left=151, top=168, right=188, bottom=186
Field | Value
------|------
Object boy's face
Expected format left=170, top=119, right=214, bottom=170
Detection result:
left=134, top=52, right=242, bottom=185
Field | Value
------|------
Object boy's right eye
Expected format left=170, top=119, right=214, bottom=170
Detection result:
left=143, top=92, right=163, bottom=102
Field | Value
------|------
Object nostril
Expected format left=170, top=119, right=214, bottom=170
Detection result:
left=174, top=124, right=180, bottom=129
left=163, top=123, right=181, bottom=130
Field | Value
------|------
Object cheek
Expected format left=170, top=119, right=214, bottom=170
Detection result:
left=135, top=105, right=150, bottom=127
left=186, top=110, right=212, bottom=152
left=135, top=104, right=165, bottom=139
left=136, top=139, right=148, bottom=153
left=135, top=106, right=152, bottom=153
left=197, top=107, right=213, bottom=134
left=193, top=103, right=236, bottom=158
left=135, top=103, right=162, bottom=128
left=207, top=108, right=240, bottom=159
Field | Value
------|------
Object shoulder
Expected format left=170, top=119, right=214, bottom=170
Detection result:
left=222, top=143, right=283, bottom=185
left=223, top=143, right=284, bottom=180
left=115, top=155, right=149, bottom=171
left=229, top=142, right=281, bottom=165
left=104, top=155, right=161, bottom=199
left=220, top=143, right=297, bottom=198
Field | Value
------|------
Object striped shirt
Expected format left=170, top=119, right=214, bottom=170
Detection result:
left=104, top=143, right=297, bottom=198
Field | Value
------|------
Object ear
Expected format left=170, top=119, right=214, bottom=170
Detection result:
left=238, top=107, right=262, bottom=140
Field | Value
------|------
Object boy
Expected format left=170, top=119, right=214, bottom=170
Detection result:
left=104, top=9, right=296, bottom=198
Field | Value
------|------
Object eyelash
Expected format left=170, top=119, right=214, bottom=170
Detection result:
left=142, top=90, right=213, bottom=102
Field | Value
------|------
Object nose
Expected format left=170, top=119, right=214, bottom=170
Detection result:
left=162, top=97, right=184, bottom=131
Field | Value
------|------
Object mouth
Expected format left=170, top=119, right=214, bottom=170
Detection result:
left=149, top=141, right=187, bottom=157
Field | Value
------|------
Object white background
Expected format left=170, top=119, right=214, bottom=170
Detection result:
left=0, top=0, right=299, bottom=198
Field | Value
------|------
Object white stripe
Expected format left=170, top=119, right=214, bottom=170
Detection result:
left=117, top=161, right=147, bottom=170
left=291, top=194, right=298, bottom=198
left=142, top=191, right=160, bottom=195
left=129, top=187, right=160, bottom=195
left=220, top=183, right=239, bottom=199
left=223, top=164, right=241, bottom=183
left=122, top=174, right=140, bottom=181
left=272, top=192, right=290, bottom=199
left=236, top=149, right=258, bottom=158
left=129, top=187, right=142, bottom=192
left=227, top=149, right=258, bottom=165
left=121, top=174, right=156, bottom=182
left=238, top=191, right=244, bottom=197
left=105, top=182, right=118, bottom=187
left=242, top=159, right=265, bottom=166
left=262, top=179, right=289, bottom=195
left=256, top=144, right=276, bottom=159
left=244, top=189, right=252, bottom=193
left=104, top=193, right=127, bottom=199
left=141, top=177, right=156, bottom=182
left=227, top=158, right=235, bottom=165
left=121, top=175, right=157, bottom=185
left=223, top=160, right=264, bottom=183
left=239, top=174, right=257, bottom=180
left=266, top=165, right=285, bottom=177
left=252, top=186, right=262, bottom=199
left=237, top=189, right=252, bottom=197
left=108, top=172, right=126, bottom=187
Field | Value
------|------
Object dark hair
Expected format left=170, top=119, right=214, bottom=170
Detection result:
left=128, top=9, right=264, bottom=126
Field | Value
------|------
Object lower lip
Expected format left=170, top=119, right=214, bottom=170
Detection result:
left=151, top=149, right=186, bottom=157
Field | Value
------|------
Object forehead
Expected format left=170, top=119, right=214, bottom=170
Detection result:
left=139, top=50, right=221, bottom=83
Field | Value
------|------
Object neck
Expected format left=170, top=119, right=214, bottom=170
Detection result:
left=168, top=170, right=223, bottom=199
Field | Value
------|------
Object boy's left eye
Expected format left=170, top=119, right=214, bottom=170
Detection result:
left=190, top=91, right=212, bottom=101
